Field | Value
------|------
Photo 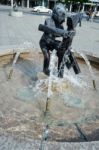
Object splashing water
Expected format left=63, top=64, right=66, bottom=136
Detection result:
left=32, top=79, right=48, bottom=97
left=27, top=48, right=90, bottom=100
left=72, top=49, right=96, bottom=89
left=80, top=53, right=95, bottom=81
left=12, top=41, right=36, bottom=67
left=31, top=49, right=88, bottom=97
left=64, top=71, right=87, bottom=88
left=58, top=49, right=87, bottom=88
left=8, top=41, right=37, bottom=79
left=47, top=50, right=57, bottom=98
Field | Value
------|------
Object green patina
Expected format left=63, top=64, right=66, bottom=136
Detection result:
left=63, top=93, right=84, bottom=108
left=16, top=87, right=34, bottom=102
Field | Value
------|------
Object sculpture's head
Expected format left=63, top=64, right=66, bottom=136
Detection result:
left=52, top=3, right=66, bottom=24
left=67, top=13, right=80, bottom=30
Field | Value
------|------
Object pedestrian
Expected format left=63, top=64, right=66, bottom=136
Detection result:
left=78, top=12, right=83, bottom=27
left=86, top=9, right=92, bottom=21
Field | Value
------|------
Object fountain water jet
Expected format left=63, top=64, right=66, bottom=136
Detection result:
left=72, top=49, right=96, bottom=89
left=8, top=41, right=35, bottom=79
left=80, top=53, right=96, bottom=90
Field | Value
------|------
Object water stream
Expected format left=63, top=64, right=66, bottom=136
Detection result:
left=47, top=50, right=57, bottom=98
left=57, top=49, right=87, bottom=88
left=72, top=49, right=96, bottom=89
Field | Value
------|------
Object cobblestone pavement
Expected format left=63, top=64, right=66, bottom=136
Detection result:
left=0, top=5, right=99, bottom=57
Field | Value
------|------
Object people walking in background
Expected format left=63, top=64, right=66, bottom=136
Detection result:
left=86, top=8, right=92, bottom=21
left=78, top=12, right=83, bottom=26
left=91, top=11, right=97, bottom=22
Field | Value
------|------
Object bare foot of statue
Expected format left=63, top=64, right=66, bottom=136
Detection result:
left=43, top=69, right=50, bottom=76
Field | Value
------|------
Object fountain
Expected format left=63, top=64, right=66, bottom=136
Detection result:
left=0, top=42, right=99, bottom=149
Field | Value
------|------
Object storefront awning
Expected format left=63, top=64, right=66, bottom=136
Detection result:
left=89, top=0, right=99, bottom=2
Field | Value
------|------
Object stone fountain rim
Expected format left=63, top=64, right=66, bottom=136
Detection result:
left=0, top=48, right=99, bottom=65
left=73, top=49, right=99, bottom=64
left=0, top=48, right=30, bottom=56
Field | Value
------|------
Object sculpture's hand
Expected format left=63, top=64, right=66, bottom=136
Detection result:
left=62, top=30, right=75, bottom=38
left=67, top=30, right=76, bottom=38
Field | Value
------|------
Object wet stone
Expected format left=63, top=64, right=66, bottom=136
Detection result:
left=0, top=51, right=99, bottom=144
left=63, top=93, right=84, bottom=108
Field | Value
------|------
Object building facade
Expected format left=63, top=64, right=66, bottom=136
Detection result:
left=0, top=0, right=58, bottom=8
left=1, top=0, right=99, bottom=11
left=26, top=0, right=58, bottom=8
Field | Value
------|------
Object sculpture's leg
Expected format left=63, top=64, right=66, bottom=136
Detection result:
left=43, top=49, right=50, bottom=76
left=69, top=52, right=81, bottom=74
left=39, top=40, right=50, bottom=76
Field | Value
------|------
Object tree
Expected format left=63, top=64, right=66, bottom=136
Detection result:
left=57, top=0, right=90, bottom=12
left=63, top=0, right=89, bottom=12
left=65, top=0, right=89, bottom=3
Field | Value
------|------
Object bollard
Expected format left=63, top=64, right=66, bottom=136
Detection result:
left=46, top=98, right=50, bottom=112
left=93, top=79, right=96, bottom=90
left=44, top=97, right=51, bottom=116
left=8, top=68, right=13, bottom=79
